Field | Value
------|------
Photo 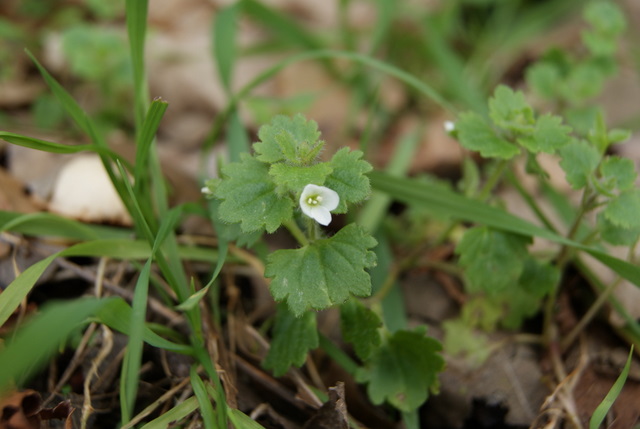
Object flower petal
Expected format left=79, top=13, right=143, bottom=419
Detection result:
left=299, top=184, right=340, bottom=225
left=310, top=206, right=332, bottom=226
left=320, top=187, right=340, bottom=211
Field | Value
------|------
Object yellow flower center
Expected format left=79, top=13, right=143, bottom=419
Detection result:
left=307, top=195, right=322, bottom=206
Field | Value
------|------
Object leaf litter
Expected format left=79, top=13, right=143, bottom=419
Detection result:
left=1, top=0, right=640, bottom=428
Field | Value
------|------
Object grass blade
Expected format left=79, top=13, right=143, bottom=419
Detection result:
left=125, top=0, right=149, bottom=130
left=0, top=132, right=97, bottom=154
left=0, top=297, right=108, bottom=392
left=138, top=396, right=199, bottom=429
left=227, top=110, right=250, bottom=162
left=358, top=129, right=421, bottom=232
left=0, top=240, right=152, bottom=327
left=589, top=346, right=634, bottom=429
left=96, top=298, right=192, bottom=354
left=242, top=0, right=322, bottom=51
left=121, top=259, right=152, bottom=424
left=1, top=212, right=100, bottom=240
left=134, top=98, right=169, bottom=189
left=26, top=51, right=136, bottom=219
left=190, top=366, right=217, bottom=429
left=120, top=204, right=185, bottom=424
left=213, top=3, right=240, bottom=91
left=26, top=50, right=102, bottom=143
left=227, top=408, right=267, bottom=429
left=421, top=15, right=486, bottom=113
left=369, top=171, right=640, bottom=288
left=205, top=49, right=454, bottom=151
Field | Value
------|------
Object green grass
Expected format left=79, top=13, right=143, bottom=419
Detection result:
left=0, top=0, right=637, bottom=427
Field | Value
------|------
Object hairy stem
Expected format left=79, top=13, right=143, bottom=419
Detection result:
left=283, top=219, right=309, bottom=247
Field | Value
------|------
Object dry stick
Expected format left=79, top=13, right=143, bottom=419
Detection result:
left=562, top=242, right=638, bottom=352
left=244, top=325, right=323, bottom=408
left=230, top=247, right=327, bottom=407
left=120, top=376, right=192, bottom=429
left=55, top=257, right=181, bottom=322
left=45, top=257, right=108, bottom=405
left=81, top=326, right=114, bottom=429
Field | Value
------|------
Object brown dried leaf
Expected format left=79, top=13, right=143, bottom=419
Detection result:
left=0, top=390, right=42, bottom=429
left=0, top=168, right=40, bottom=213
left=302, top=382, right=348, bottom=429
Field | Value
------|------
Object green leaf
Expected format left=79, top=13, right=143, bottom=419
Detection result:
left=215, top=153, right=293, bottom=233
left=497, top=288, right=542, bottom=330
left=0, top=298, right=108, bottom=391
left=269, top=162, right=333, bottom=195
left=455, top=112, right=519, bottom=160
left=227, top=409, right=267, bottom=429
left=559, top=140, right=600, bottom=189
left=121, top=259, right=152, bottom=423
left=599, top=156, right=637, bottom=192
left=597, top=212, right=640, bottom=246
left=455, top=226, right=531, bottom=294
left=138, top=397, right=199, bottom=429
left=0, top=131, right=102, bottom=155
left=526, top=62, right=560, bottom=99
left=190, top=366, right=217, bottom=429
left=356, top=327, right=444, bottom=412
left=607, top=128, right=631, bottom=145
left=518, top=258, right=560, bottom=298
left=213, top=3, right=239, bottom=91
left=368, top=171, right=640, bottom=291
left=263, top=304, right=318, bottom=376
left=96, top=298, right=192, bottom=354
left=589, top=346, right=634, bottom=429
left=324, top=148, right=373, bottom=213
left=584, top=1, right=626, bottom=38
left=488, top=85, right=534, bottom=132
left=443, top=319, right=491, bottom=368
left=564, top=63, right=606, bottom=103
left=125, top=0, right=149, bottom=129
left=340, top=299, right=382, bottom=360
left=254, top=114, right=323, bottom=164
left=266, top=224, right=377, bottom=316
left=175, top=285, right=211, bottom=311
left=517, top=114, right=572, bottom=154
left=604, top=189, right=640, bottom=229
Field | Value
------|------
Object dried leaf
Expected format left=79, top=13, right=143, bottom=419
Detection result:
left=303, top=383, right=348, bottom=429
left=0, top=390, right=42, bottom=429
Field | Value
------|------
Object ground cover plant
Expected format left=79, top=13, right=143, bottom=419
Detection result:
left=0, top=0, right=640, bottom=428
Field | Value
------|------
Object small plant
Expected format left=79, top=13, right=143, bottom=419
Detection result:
left=203, top=113, right=445, bottom=412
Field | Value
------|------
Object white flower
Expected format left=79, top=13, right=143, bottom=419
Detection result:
left=299, top=184, right=340, bottom=226
left=444, top=121, right=455, bottom=133
left=201, top=186, right=213, bottom=196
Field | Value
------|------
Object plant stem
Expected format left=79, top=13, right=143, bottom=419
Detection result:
left=505, top=169, right=559, bottom=233
left=478, top=159, right=508, bottom=201
left=563, top=242, right=639, bottom=351
left=283, top=219, right=309, bottom=246
left=542, top=188, right=595, bottom=346
left=307, top=217, right=318, bottom=242
left=318, top=334, right=359, bottom=375
left=561, top=276, right=622, bottom=352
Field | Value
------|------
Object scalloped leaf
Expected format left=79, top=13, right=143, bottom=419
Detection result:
left=456, top=112, right=520, bottom=160
left=269, top=162, right=333, bottom=196
left=356, top=327, right=444, bottom=412
left=254, top=114, right=324, bottom=165
left=455, top=226, right=531, bottom=294
left=215, top=153, right=293, bottom=233
left=265, top=224, right=377, bottom=316
left=324, top=148, right=373, bottom=213
left=263, top=304, right=318, bottom=376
